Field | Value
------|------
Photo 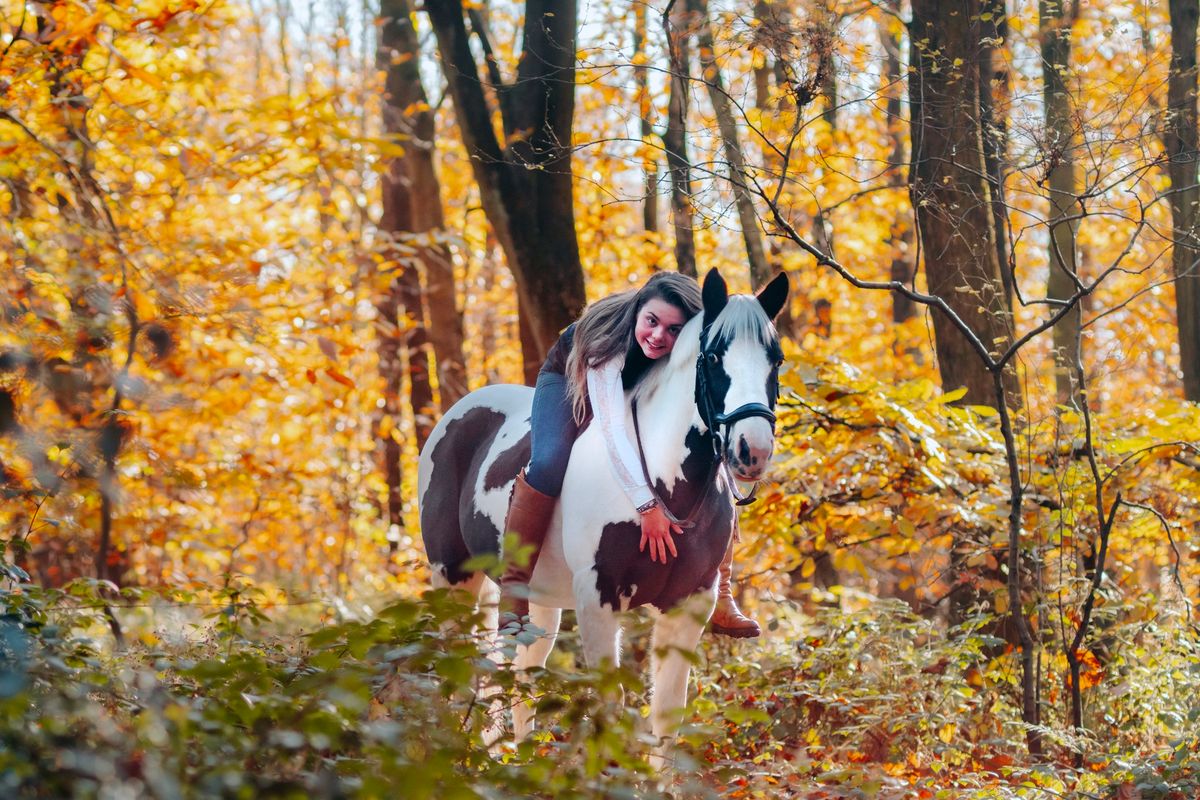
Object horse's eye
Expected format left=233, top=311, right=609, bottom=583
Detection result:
left=707, top=352, right=720, bottom=365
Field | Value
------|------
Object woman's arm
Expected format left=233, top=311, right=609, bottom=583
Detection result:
left=587, top=361, right=681, bottom=562
left=587, top=361, right=654, bottom=509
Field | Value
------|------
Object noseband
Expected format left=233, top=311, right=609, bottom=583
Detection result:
left=630, top=323, right=779, bottom=526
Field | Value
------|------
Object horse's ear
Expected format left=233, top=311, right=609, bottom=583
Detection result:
left=756, top=272, right=790, bottom=321
left=702, top=268, right=728, bottom=326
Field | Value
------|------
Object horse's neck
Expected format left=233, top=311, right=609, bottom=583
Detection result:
left=633, top=360, right=706, bottom=483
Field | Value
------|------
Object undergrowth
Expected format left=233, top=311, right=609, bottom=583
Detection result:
left=0, top=578, right=1198, bottom=799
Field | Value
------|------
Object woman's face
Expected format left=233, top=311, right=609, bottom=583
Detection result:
left=634, top=298, right=688, bottom=360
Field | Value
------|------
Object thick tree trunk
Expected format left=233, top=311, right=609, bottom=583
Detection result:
left=374, top=278, right=408, bottom=551
left=752, top=0, right=776, bottom=109
left=696, top=0, right=771, bottom=289
left=909, top=0, right=1018, bottom=407
left=1168, top=0, right=1200, bottom=402
left=427, top=0, right=586, bottom=381
left=1041, top=0, right=1083, bottom=407
left=663, top=0, right=698, bottom=277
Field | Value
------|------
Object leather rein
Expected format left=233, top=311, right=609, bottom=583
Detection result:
left=629, top=323, right=777, bottom=528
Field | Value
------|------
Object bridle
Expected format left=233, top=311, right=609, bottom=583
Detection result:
left=630, top=322, right=780, bottom=527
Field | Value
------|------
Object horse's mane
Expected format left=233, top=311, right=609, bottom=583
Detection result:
left=632, top=295, right=778, bottom=405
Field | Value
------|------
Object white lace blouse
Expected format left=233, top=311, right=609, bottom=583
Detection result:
left=586, top=356, right=655, bottom=511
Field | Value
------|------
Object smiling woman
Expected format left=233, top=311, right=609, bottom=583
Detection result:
left=634, top=298, right=687, bottom=360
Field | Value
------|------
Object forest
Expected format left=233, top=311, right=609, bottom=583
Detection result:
left=1, top=0, right=1199, bottom=797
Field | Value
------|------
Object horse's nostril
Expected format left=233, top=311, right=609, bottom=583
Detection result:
left=737, top=436, right=752, bottom=465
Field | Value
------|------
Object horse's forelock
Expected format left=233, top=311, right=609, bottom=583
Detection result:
left=706, top=295, right=779, bottom=353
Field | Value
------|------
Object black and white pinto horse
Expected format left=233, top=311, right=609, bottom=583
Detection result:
left=417, top=269, right=788, bottom=757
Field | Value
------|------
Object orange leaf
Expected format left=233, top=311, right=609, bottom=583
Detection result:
left=1078, top=649, right=1103, bottom=691
left=325, top=368, right=355, bottom=388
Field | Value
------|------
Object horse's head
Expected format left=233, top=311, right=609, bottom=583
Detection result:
left=695, top=269, right=789, bottom=482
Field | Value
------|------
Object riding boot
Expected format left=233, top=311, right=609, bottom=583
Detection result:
left=709, top=537, right=761, bottom=638
left=498, top=471, right=556, bottom=629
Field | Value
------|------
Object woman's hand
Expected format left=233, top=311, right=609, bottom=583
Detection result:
left=639, top=504, right=683, bottom=563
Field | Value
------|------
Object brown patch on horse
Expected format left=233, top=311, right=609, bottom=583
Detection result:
left=483, top=431, right=531, bottom=492
left=591, top=425, right=732, bottom=612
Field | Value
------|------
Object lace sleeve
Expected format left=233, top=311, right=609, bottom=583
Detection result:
left=587, top=360, right=655, bottom=510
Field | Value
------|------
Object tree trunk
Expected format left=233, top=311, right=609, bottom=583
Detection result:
left=379, top=0, right=438, bottom=446
left=374, top=276, right=408, bottom=552
left=980, top=0, right=1014, bottom=306
left=752, top=0, right=776, bottom=109
left=663, top=0, right=698, bottom=277
left=1168, top=0, right=1200, bottom=402
left=1041, top=0, right=1083, bottom=407
left=751, top=0, right=799, bottom=337
left=878, top=3, right=917, bottom=327
left=426, top=0, right=586, bottom=381
left=696, top=0, right=771, bottom=289
left=814, top=1, right=838, bottom=130
left=634, top=3, right=659, bottom=234
left=909, top=0, right=1018, bottom=407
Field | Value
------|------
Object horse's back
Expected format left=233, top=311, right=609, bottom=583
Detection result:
left=418, top=384, right=533, bottom=585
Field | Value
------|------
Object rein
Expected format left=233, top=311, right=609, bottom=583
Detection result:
left=631, top=397, right=716, bottom=528
left=629, top=322, right=778, bottom=523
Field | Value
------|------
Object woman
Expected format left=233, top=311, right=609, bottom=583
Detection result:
left=499, top=271, right=759, bottom=638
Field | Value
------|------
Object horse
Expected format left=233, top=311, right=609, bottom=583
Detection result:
left=416, top=268, right=788, bottom=759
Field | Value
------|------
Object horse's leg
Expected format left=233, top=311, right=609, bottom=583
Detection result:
left=573, top=568, right=622, bottom=668
left=512, top=603, right=562, bottom=741
left=648, top=586, right=716, bottom=769
left=477, top=576, right=500, bottom=633
left=427, top=571, right=510, bottom=745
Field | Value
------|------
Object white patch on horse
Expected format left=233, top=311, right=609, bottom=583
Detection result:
left=473, top=410, right=531, bottom=541
left=557, top=423, right=639, bottom=568
left=721, top=333, right=777, bottom=456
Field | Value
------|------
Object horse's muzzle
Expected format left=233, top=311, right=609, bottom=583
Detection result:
left=725, top=418, right=775, bottom=481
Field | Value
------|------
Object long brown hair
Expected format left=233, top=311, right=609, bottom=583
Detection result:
left=565, top=271, right=702, bottom=423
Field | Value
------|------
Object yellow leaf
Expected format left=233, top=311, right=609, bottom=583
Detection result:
left=937, top=722, right=956, bottom=743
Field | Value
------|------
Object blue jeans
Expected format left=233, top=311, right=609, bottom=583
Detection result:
left=524, top=370, right=579, bottom=497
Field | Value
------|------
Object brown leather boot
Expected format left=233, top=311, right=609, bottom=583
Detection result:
left=709, top=536, right=760, bottom=638
left=498, top=471, right=556, bottom=628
